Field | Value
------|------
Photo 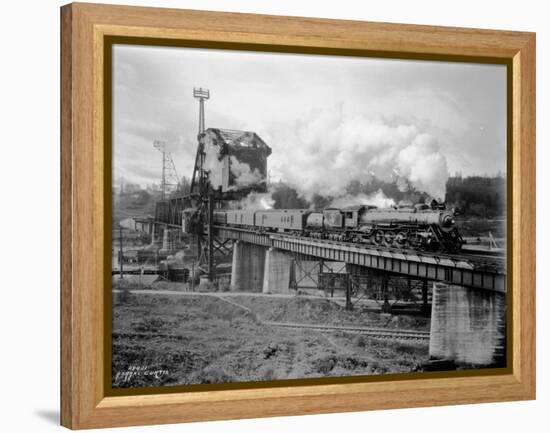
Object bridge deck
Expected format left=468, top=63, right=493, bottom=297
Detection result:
left=214, top=226, right=506, bottom=292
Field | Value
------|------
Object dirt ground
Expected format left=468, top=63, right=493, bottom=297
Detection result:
left=112, top=290, right=430, bottom=388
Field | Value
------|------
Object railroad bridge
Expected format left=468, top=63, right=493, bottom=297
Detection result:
left=215, top=226, right=505, bottom=292
left=132, top=87, right=506, bottom=369
left=217, top=225, right=506, bottom=368
left=144, top=220, right=506, bottom=368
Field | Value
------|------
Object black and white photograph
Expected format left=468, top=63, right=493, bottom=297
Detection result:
left=3, top=0, right=547, bottom=431
left=111, top=44, right=507, bottom=389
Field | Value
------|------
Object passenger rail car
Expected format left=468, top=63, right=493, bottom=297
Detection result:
left=255, top=209, right=309, bottom=233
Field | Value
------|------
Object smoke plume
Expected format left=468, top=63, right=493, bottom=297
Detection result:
left=228, top=156, right=264, bottom=190
left=230, top=190, right=275, bottom=210
left=270, top=105, right=449, bottom=200
left=202, top=132, right=224, bottom=190
left=329, top=190, right=396, bottom=209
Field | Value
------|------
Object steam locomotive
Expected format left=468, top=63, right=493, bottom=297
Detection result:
left=186, top=201, right=464, bottom=253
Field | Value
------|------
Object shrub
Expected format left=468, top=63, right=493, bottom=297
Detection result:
left=218, top=282, right=231, bottom=292
left=354, top=335, right=367, bottom=348
left=191, top=368, right=235, bottom=384
left=259, top=367, right=276, bottom=381
left=197, top=281, right=215, bottom=292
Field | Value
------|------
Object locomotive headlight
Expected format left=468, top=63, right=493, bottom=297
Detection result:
left=441, top=214, right=454, bottom=227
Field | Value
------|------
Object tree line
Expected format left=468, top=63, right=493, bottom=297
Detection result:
left=445, top=175, right=506, bottom=218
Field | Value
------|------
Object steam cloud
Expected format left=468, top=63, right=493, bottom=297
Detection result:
left=230, top=190, right=275, bottom=210
left=202, top=132, right=224, bottom=190
left=228, top=156, right=264, bottom=190
left=329, top=190, right=396, bottom=209
left=270, top=105, right=450, bottom=201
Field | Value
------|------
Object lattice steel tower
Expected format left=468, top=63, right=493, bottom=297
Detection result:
left=153, top=140, right=180, bottom=200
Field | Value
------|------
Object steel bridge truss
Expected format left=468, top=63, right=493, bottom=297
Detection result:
left=288, top=252, right=430, bottom=312
left=214, top=227, right=506, bottom=292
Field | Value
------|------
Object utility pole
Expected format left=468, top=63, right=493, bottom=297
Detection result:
left=191, top=261, right=195, bottom=292
left=207, top=191, right=215, bottom=282
left=345, top=272, right=353, bottom=311
left=119, top=224, right=124, bottom=279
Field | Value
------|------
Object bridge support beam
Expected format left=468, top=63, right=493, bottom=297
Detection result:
left=429, top=284, right=506, bottom=367
left=151, top=225, right=157, bottom=245
left=230, top=241, right=266, bottom=292
left=262, top=248, right=292, bottom=294
left=162, top=227, right=171, bottom=250
left=159, top=227, right=176, bottom=254
left=149, top=224, right=161, bottom=248
left=421, top=279, right=429, bottom=314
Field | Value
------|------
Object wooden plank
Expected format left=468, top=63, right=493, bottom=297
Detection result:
left=60, top=4, right=73, bottom=429
left=74, top=2, right=531, bottom=58
left=512, top=30, right=536, bottom=398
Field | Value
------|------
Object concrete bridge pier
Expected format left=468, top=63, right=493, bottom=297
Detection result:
left=429, top=284, right=506, bottom=367
left=162, top=227, right=171, bottom=250
left=158, top=227, right=174, bottom=254
left=262, top=248, right=293, bottom=294
left=149, top=224, right=162, bottom=248
left=230, top=241, right=266, bottom=292
left=150, top=225, right=157, bottom=245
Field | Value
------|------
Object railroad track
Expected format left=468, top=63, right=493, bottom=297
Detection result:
left=113, top=323, right=430, bottom=343
left=263, top=321, right=430, bottom=341
left=214, top=226, right=504, bottom=267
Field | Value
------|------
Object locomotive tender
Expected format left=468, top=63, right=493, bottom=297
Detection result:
left=201, top=203, right=464, bottom=253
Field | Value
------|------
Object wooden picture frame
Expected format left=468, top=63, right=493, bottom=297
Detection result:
left=60, top=2, right=535, bottom=429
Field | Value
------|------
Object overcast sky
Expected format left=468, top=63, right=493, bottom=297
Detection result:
left=113, top=44, right=506, bottom=198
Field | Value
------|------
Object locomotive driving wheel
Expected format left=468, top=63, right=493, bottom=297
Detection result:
left=372, top=230, right=384, bottom=246
left=395, top=231, right=408, bottom=248
left=383, top=230, right=396, bottom=247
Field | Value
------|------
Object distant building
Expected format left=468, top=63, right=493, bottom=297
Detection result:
left=119, top=217, right=136, bottom=231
